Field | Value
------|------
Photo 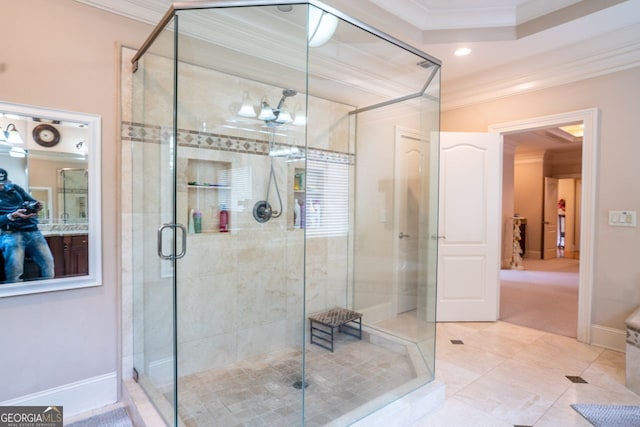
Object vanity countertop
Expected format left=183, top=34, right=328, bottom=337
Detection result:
left=42, top=231, right=88, bottom=237
left=39, top=223, right=88, bottom=237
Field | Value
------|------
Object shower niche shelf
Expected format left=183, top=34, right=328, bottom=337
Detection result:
left=187, top=184, right=231, bottom=189
left=291, top=167, right=306, bottom=229
left=186, top=158, right=231, bottom=234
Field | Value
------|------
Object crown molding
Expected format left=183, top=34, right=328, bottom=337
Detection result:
left=517, top=0, right=582, bottom=23
left=75, top=0, right=640, bottom=112
left=367, top=0, right=583, bottom=31
left=73, top=0, right=166, bottom=25
left=441, top=23, right=640, bottom=110
left=516, top=0, right=627, bottom=38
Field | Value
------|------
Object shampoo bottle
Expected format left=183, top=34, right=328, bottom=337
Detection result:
left=193, top=209, right=202, bottom=233
left=219, top=205, right=228, bottom=232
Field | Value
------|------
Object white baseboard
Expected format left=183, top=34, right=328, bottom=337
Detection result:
left=590, top=324, right=626, bottom=352
left=0, top=372, right=117, bottom=419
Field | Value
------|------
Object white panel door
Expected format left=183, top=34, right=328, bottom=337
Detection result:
left=437, top=132, right=502, bottom=321
left=393, top=129, right=424, bottom=314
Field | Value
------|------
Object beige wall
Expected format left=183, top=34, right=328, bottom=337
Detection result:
left=442, top=66, right=640, bottom=332
left=0, top=0, right=153, bottom=406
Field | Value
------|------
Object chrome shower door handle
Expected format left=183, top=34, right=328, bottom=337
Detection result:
left=175, top=223, right=187, bottom=259
left=157, top=224, right=172, bottom=260
left=157, top=223, right=187, bottom=260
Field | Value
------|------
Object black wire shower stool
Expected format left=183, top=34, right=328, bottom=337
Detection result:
left=309, top=307, right=363, bottom=352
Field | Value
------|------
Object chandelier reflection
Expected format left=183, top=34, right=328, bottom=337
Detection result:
left=237, top=89, right=306, bottom=127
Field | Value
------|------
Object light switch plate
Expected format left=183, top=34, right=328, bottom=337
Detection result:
left=608, top=210, right=637, bottom=227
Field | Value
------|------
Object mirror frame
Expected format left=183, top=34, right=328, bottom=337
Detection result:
left=0, top=100, right=102, bottom=297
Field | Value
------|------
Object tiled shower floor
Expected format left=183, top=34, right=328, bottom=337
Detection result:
left=168, top=333, right=417, bottom=427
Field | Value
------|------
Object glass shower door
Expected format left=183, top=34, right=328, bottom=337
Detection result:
left=131, top=16, right=180, bottom=426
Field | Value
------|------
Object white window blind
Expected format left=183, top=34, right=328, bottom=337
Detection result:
left=304, top=157, right=350, bottom=238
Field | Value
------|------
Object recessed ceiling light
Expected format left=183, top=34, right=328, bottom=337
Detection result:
left=454, top=47, right=471, bottom=56
left=559, top=124, right=584, bottom=137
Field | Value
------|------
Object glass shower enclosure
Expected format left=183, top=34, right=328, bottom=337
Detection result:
left=129, top=1, right=441, bottom=425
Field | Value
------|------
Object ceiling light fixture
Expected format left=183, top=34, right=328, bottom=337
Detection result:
left=559, top=124, right=584, bottom=137
left=237, top=91, right=257, bottom=118
left=76, top=140, right=88, bottom=156
left=275, top=104, right=293, bottom=124
left=308, top=7, right=338, bottom=47
left=258, top=97, right=277, bottom=121
left=240, top=89, right=304, bottom=127
left=292, top=104, right=307, bottom=126
left=544, top=127, right=581, bottom=143
left=0, top=123, right=24, bottom=144
left=277, top=5, right=293, bottom=13
left=454, top=47, right=471, bottom=57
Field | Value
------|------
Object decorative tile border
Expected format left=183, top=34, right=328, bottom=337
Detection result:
left=122, top=121, right=354, bottom=165
left=58, top=188, right=88, bottom=194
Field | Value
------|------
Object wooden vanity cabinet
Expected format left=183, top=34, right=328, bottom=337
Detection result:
left=46, top=234, right=89, bottom=278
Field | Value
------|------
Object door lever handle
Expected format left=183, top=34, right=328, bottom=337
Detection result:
left=399, top=232, right=410, bottom=239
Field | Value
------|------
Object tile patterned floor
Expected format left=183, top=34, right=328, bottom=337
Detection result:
left=413, top=321, right=640, bottom=427
left=172, top=333, right=417, bottom=427
left=145, top=318, right=638, bottom=426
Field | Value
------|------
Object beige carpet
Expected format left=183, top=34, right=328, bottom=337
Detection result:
left=500, top=257, right=579, bottom=337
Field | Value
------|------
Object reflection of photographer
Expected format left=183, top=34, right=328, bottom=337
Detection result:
left=0, top=168, right=54, bottom=283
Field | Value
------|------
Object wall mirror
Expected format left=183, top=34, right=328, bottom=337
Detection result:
left=0, top=100, right=101, bottom=297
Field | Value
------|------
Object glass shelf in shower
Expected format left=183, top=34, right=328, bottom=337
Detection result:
left=187, top=184, right=231, bottom=189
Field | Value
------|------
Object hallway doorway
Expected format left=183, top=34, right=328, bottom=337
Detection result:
left=490, top=109, right=598, bottom=343
left=500, top=125, right=582, bottom=337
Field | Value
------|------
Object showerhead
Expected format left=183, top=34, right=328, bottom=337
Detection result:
left=277, top=88, right=297, bottom=109
left=282, top=88, right=297, bottom=97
